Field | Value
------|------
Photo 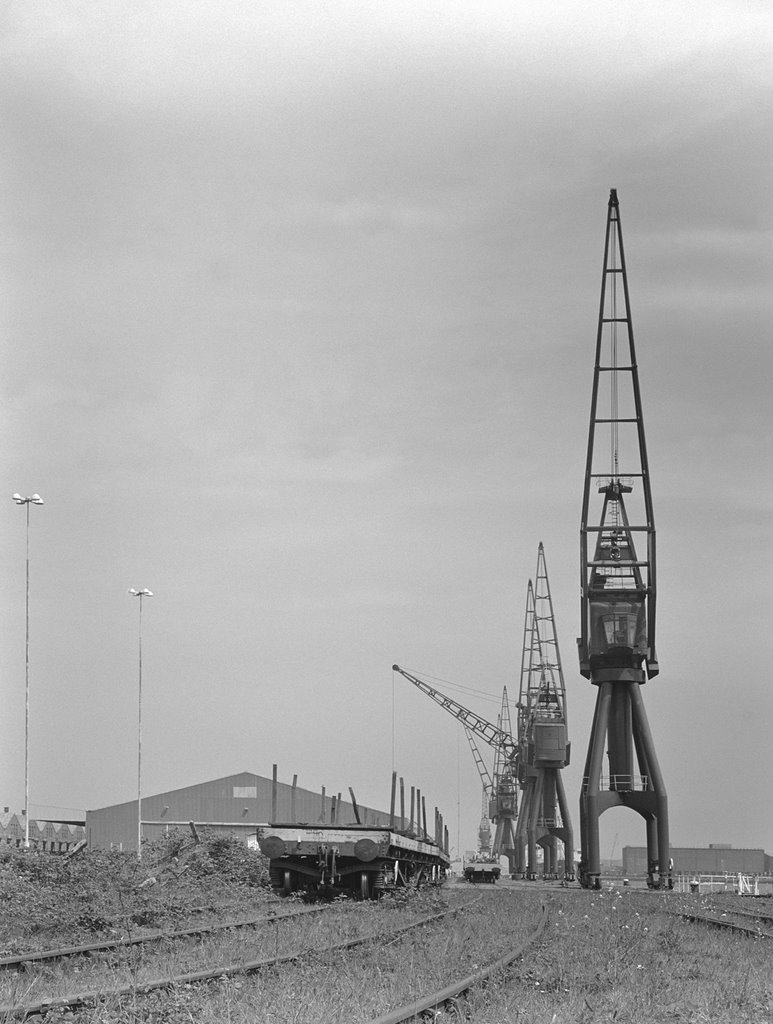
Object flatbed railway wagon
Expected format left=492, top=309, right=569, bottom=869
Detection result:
left=257, top=823, right=451, bottom=899
left=463, top=858, right=501, bottom=884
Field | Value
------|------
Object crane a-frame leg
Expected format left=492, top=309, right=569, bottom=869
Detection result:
left=554, top=770, right=575, bottom=881
left=492, top=816, right=518, bottom=875
left=518, top=768, right=574, bottom=881
left=514, top=781, right=532, bottom=877
left=579, top=681, right=669, bottom=889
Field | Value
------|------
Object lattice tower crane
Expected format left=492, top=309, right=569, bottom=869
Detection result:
left=489, top=688, right=518, bottom=870
left=392, top=665, right=519, bottom=874
left=577, top=189, right=670, bottom=891
left=477, top=787, right=492, bottom=857
left=514, top=544, right=574, bottom=881
left=460, top=726, right=495, bottom=858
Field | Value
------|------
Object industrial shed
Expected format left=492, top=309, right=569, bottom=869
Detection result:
left=623, top=844, right=770, bottom=876
left=86, top=770, right=392, bottom=852
left=0, top=813, right=84, bottom=852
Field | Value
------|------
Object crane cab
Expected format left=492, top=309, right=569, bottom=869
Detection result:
left=532, top=720, right=569, bottom=767
left=528, top=689, right=569, bottom=767
left=495, top=774, right=517, bottom=816
left=584, top=507, right=651, bottom=681
left=589, top=592, right=646, bottom=659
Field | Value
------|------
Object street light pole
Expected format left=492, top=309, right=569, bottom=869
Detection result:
left=12, top=493, right=44, bottom=850
left=129, top=588, right=153, bottom=860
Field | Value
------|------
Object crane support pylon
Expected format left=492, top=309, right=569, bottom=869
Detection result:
left=577, top=189, right=670, bottom=891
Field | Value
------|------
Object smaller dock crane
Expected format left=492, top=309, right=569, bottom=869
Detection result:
left=514, top=544, right=574, bottom=881
left=392, top=666, right=519, bottom=874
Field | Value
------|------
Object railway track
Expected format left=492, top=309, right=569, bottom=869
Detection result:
left=3, top=880, right=769, bottom=1022
left=0, top=902, right=329, bottom=970
left=0, top=891, right=484, bottom=1019
left=675, top=904, right=773, bottom=939
left=367, top=899, right=548, bottom=1024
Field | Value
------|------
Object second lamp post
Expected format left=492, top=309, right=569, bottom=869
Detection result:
left=12, top=492, right=44, bottom=849
left=129, top=588, right=153, bottom=860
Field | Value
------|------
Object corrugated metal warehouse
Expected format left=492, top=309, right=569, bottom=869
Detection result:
left=623, top=844, right=772, bottom=876
left=86, top=771, right=393, bottom=851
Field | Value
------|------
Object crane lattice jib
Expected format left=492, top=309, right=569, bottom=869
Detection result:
left=392, top=665, right=518, bottom=763
left=519, top=547, right=568, bottom=725
left=463, top=725, right=493, bottom=797
left=531, top=543, right=567, bottom=720
left=492, top=687, right=514, bottom=785
left=518, top=580, right=537, bottom=730
left=578, top=188, right=658, bottom=680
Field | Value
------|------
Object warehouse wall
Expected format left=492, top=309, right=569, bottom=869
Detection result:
left=622, top=845, right=767, bottom=876
left=86, top=771, right=393, bottom=851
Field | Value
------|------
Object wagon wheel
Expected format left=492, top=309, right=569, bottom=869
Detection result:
left=269, top=865, right=284, bottom=891
left=359, top=872, right=371, bottom=900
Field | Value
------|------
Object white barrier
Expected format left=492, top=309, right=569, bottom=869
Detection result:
left=675, top=872, right=762, bottom=896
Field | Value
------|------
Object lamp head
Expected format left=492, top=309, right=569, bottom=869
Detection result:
left=128, top=588, right=154, bottom=597
left=12, top=494, right=44, bottom=505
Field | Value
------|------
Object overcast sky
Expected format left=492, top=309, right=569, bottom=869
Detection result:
left=1, top=2, right=771, bottom=860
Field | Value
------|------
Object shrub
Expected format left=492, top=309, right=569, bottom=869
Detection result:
left=0, top=833, right=270, bottom=949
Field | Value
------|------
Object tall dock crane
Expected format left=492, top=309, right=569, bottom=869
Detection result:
left=515, top=544, right=574, bottom=880
left=577, top=189, right=670, bottom=890
left=392, top=666, right=519, bottom=874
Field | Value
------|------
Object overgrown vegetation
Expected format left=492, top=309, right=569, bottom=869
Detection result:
left=463, top=887, right=773, bottom=1024
left=0, top=830, right=271, bottom=953
left=0, top=856, right=770, bottom=1023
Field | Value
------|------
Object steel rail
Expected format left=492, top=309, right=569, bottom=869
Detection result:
left=676, top=911, right=773, bottom=939
left=366, top=902, right=548, bottom=1024
left=700, top=905, right=773, bottom=925
left=0, top=903, right=329, bottom=970
left=0, top=895, right=481, bottom=1018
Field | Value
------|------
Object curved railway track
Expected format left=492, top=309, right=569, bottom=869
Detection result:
left=367, top=900, right=548, bottom=1024
left=0, top=892, right=482, bottom=1019
left=0, top=902, right=329, bottom=969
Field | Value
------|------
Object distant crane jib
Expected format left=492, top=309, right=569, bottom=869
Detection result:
left=392, top=665, right=518, bottom=764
